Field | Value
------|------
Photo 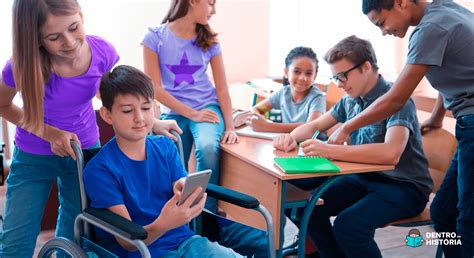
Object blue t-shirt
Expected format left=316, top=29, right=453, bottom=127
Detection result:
left=407, top=0, right=474, bottom=118
left=83, top=136, right=194, bottom=257
left=268, top=85, right=326, bottom=123
left=330, top=75, right=433, bottom=198
left=141, top=23, right=221, bottom=114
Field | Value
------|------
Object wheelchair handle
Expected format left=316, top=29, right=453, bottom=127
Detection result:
left=170, top=130, right=185, bottom=167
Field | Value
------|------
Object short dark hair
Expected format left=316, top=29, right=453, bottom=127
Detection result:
left=324, top=35, right=379, bottom=71
left=283, top=46, right=319, bottom=85
left=99, top=65, right=154, bottom=111
left=362, top=0, right=418, bottom=14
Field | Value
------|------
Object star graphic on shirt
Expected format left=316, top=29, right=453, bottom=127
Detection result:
left=165, top=52, right=202, bottom=88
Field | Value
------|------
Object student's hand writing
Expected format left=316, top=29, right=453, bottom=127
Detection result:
left=190, top=109, right=220, bottom=123
left=300, top=139, right=327, bottom=157
left=251, top=112, right=266, bottom=120
left=44, top=126, right=80, bottom=160
left=247, top=115, right=271, bottom=132
left=221, top=130, right=239, bottom=144
left=273, top=134, right=297, bottom=152
left=327, top=123, right=350, bottom=145
left=157, top=187, right=206, bottom=231
left=153, top=119, right=183, bottom=141
left=420, top=116, right=443, bottom=135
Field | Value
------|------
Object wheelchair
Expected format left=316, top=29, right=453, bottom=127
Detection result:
left=39, top=131, right=275, bottom=258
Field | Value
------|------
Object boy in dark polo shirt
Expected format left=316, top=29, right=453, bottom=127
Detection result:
left=273, top=35, right=433, bottom=258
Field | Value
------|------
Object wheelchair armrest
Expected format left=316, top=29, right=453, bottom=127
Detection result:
left=206, top=184, right=259, bottom=209
left=84, top=207, right=148, bottom=240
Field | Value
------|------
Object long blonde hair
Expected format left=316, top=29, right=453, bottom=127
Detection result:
left=12, top=0, right=79, bottom=133
left=162, top=0, right=217, bottom=51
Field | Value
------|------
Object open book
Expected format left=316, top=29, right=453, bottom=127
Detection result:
left=236, top=126, right=283, bottom=140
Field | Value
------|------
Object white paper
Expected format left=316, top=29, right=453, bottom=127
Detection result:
left=236, top=126, right=283, bottom=140
left=297, top=147, right=305, bottom=156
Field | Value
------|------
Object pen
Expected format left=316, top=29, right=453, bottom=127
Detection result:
left=297, top=130, right=320, bottom=147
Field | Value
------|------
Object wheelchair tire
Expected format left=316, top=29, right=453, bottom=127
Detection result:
left=37, top=237, right=88, bottom=258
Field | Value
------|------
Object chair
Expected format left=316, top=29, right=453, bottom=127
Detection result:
left=321, top=82, right=344, bottom=111
left=39, top=131, right=275, bottom=258
left=385, top=128, right=457, bottom=257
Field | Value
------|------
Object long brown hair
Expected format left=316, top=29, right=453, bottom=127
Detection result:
left=162, top=0, right=217, bottom=51
left=12, top=0, right=79, bottom=133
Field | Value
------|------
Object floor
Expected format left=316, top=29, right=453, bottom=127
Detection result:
left=0, top=184, right=440, bottom=258
left=282, top=217, right=439, bottom=258
left=32, top=226, right=439, bottom=257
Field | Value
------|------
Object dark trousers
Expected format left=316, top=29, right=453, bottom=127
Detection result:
left=431, top=114, right=474, bottom=258
left=307, top=174, right=427, bottom=258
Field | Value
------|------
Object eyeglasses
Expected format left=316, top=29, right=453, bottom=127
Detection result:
left=330, top=61, right=365, bottom=84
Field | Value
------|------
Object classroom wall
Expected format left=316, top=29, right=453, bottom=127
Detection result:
left=0, top=0, right=269, bottom=83
left=81, top=0, right=269, bottom=83
left=0, top=0, right=270, bottom=158
left=0, top=0, right=472, bottom=159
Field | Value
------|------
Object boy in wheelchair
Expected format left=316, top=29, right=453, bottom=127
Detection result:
left=83, top=65, right=243, bottom=257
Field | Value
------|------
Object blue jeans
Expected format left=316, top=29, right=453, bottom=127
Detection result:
left=218, top=217, right=269, bottom=258
left=308, top=174, right=427, bottom=258
left=0, top=143, right=99, bottom=257
left=431, top=114, right=474, bottom=258
left=161, top=104, right=225, bottom=213
left=161, top=235, right=243, bottom=258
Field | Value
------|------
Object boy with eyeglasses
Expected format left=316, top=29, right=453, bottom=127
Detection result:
left=273, top=35, right=432, bottom=258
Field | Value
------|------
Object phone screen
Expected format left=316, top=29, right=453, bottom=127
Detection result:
left=177, top=169, right=212, bottom=206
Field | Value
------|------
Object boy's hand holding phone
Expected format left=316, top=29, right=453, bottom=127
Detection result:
left=157, top=187, right=207, bottom=231
left=155, top=170, right=211, bottom=231
left=173, top=178, right=186, bottom=195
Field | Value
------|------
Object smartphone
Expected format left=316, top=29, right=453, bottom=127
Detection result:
left=177, top=169, right=212, bottom=207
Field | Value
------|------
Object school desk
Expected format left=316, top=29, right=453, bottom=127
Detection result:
left=218, top=136, right=394, bottom=258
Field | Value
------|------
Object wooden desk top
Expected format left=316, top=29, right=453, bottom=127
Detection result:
left=221, top=136, right=394, bottom=180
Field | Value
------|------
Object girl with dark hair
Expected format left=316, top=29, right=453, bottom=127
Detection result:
left=142, top=0, right=238, bottom=211
left=249, top=46, right=326, bottom=133
left=142, top=1, right=270, bottom=257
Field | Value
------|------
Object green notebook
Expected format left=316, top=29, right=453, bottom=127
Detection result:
left=274, top=156, right=340, bottom=174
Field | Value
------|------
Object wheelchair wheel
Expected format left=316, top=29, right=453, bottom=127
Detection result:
left=38, top=237, right=87, bottom=258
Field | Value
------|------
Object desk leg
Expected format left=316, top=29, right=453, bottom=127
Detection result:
left=297, top=176, right=345, bottom=258
left=219, top=153, right=282, bottom=256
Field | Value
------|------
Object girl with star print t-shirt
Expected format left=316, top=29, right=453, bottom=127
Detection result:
left=142, top=25, right=220, bottom=115
left=141, top=2, right=239, bottom=215
left=141, top=3, right=270, bottom=257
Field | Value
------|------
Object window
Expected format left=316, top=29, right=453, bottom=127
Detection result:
left=269, top=0, right=398, bottom=84
left=269, top=0, right=473, bottom=99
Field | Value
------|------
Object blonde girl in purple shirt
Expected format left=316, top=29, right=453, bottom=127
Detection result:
left=0, top=0, right=178, bottom=256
